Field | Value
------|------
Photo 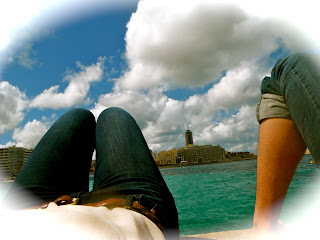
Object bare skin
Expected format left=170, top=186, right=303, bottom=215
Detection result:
left=253, top=118, right=307, bottom=236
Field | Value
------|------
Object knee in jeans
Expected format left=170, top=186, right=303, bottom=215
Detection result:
left=61, top=108, right=94, bottom=121
left=71, top=108, right=93, bottom=115
left=99, top=107, right=125, bottom=116
left=276, top=53, right=318, bottom=71
left=67, top=108, right=95, bottom=122
left=98, top=107, right=132, bottom=122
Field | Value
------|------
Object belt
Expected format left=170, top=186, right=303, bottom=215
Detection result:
left=31, top=195, right=164, bottom=231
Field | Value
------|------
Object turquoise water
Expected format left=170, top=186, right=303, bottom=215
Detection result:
left=161, top=160, right=257, bottom=235
left=159, top=155, right=320, bottom=235
left=2, top=155, right=319, bottom=236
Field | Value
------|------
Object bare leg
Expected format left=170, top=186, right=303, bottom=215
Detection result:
left=253, top=118, right=306, bottom=235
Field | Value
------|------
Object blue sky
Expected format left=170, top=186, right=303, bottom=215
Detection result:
left=3, top=9, right=131, bottom=103
left=1, top=0, right=319, bottom=153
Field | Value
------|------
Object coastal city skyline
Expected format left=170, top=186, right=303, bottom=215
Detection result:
left=1, top=0, right=320, bottom=154
left=0, top=129, right=257, bottom=182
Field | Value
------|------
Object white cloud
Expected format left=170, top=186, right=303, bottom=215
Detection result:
left=143, top=98, right=186, bottom=152
left=91, top=88, right=167, bottom=129
left=0, top=81, right=28, bottom=134
left=30, top=57, right=105, bottom=109
left=91, top=86, right=259, bottom=153
left=0, top=141, right=17, bottom=148
left=2, top=0, right=319, bottom=154
left=91, top=88, right=187, bottom=153
left=195, top=104, right=259, bottom=152
left=91, top=87, right=189, bottom=152
left=115, top=1, right=311, bottom=91
left=108, top=0, right=317, bottom=153
left=207, top=62, right=269, bottom=109
left=181, top=62, right=267, bottom=135
left=16, top=43, right=38, bottom=69
left=12, top=119, right=49, bottom=149
left=235, top=0, right=320, bottom=51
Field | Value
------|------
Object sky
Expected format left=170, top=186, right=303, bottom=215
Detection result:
left=1, top=0, right=320, bottom=154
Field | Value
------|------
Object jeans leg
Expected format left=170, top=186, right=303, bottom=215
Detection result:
left=85, top=107, right=179, bottom=237
left=4, top=108, right=96, bottom=208
left=261, top=53, right=320, bottom=163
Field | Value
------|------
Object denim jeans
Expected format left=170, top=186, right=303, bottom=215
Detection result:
left=3, top=107, right=179, bottom=238
left=257, top=53, right=320, bottom=164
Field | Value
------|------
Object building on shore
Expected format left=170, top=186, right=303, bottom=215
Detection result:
left=151, top=130, right=256, bottom=167
left=152, top=129, right=226, bottom=166
left=177, top=144, right=226, bottom=164
left=156, top=149, right=178, bottom=166
left=153, top=144, right=226, bottom=166
left=226, top=151, right=256, bottom=160
left=178, top=129, right=226, bottom=164
left=0, top=146, right=33, bottom=182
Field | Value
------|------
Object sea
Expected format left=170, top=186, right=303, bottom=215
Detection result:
left=1, top=155, right=320, bottom=236
left=158, top=155, right=320, bottom=235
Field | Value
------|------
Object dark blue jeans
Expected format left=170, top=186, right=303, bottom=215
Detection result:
left=4, top=107, right=179, bottom=238
left=259, top=53, right=320, bottom=163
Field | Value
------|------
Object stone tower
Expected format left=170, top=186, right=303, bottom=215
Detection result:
left=185, top=129, right=193, bottom=146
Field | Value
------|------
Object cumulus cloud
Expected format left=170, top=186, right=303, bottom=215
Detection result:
left=181, top=61, right=267, bottom=133
left=91, top=88, right=187, bottom=152
left=115, top=1, right=310, bottom=91
left=12, top=119, right=49, bottom=149
left=2, top=0, right=316, bottom=153
left=195, top=105, right=259, bottom=152
left=91, top=86, right=259, bottom=153
left=89, top=2, right=287, bottom=153
left=143, top=98, right=186, bottom=151
left=106, top=0, right=316, bottom=153
left=30, top=57, right=105, bottom=109
left=91, top=88, right=167, bottom=129
left=0, top=81, right=28, bottom=134
left=207, top=62, right=269, bottom=109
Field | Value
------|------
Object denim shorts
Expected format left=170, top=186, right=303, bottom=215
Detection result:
left=256, top=53, right=320, bottom=163
left=256, top=93, right=291, bottom=123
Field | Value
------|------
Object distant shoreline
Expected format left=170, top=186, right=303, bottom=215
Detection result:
left=158, top=157, right=257, bottom=169
left=88, top=158, right=258, bottom=175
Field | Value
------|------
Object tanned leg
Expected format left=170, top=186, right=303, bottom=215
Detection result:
left=253, top=118, right=307, bottom=236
